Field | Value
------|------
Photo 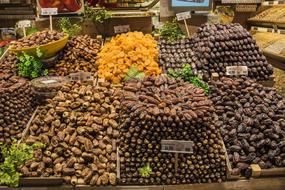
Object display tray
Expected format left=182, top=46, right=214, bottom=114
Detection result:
left=248, top=20, right=285, bottom=29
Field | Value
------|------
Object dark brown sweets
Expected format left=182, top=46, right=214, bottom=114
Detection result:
left=10, top=30, right=65, bottom=49
left=22, top=82, right=120, bottom=186
left=119, top=75, right=227, bottom=185
left=0, top=71, right=35, bottom=143
left=0, top=53, right=18, bottom=75
left=192, top=23, right=273, bottom=81
left=49, top=35, right=101, bottom=76
left=158, top=38, right=198, bottom=73
left=210, top=77, right=285, bottom=175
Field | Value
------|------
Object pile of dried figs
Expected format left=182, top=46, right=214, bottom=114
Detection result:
left=49, top=35, right=101, bottom=76
left=10, top=30, right=65, bottom=49
left=0, top=53, right=18, bottom=75
left=210, top=77, right=285, bottom=175
left=119, top=75, right=227, bottom=185
left=192, top=23, right=273, bottom=81
left=22, top=82, right=120, bottom=186
left=0, top=71, right=35, bottom=143
left=158, top=38, right=198, bottom=73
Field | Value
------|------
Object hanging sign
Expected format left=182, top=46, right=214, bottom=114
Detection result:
left=114, top=25, right=130, bottom=34
left=226, top=66, right=248, bottom=76
left=161, top=140, right=194, bottom=154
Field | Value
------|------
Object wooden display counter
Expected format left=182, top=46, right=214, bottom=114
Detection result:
left=0, top=177, right=284, bottom=190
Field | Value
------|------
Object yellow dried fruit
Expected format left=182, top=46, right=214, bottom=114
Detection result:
left=97, top=32, right=161, bottom=83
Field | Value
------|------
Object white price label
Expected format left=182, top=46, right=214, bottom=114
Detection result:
left=222, top=0, right=261, bottom=3
left=41, top=8, right=58, bottom=15
left=226, top=66, right=248, bottom=76
left=161, top=140, right=193, bottom=154
left=236, top=5, right=257, bottom=12
left=18, top=20, right=31, bottom=28
left=114, top=25, right=130, bottom=34
left=176, top=11, right=191, bottom=21
left=41, top=79, right=57, bottom=84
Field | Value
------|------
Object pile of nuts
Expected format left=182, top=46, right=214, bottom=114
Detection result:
left=210, top=77, right=285, bottom=175
left=0, top=53, right=19, bottom=75
left=119, top=75, right=227, bottom=185
left=0, top=71, right=35, bottom=143
left=49, top=35, right=101, bottom=76
left=158, top=38, right=198, bottom=73
left=10, top=30, right=65, bottom=49
left=22, top=82, right=121, bottom=186
left=192, top=24, right=273, bottom=81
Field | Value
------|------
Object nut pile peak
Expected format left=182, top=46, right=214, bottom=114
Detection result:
left=193, top=23, right=273, bottom=81
left=22, top=82, right=121, bottom=186
left=119, top=75, right=227, bottom=185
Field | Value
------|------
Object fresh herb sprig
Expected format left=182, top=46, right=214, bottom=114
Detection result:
left=84, top=5, right=111, bottom=23
left=168, top=64, right=209, bottom=95
left=157, top=19, right=185, bottom=42
left=57, top=17, right=81, bottom=37
left=124, top=65, right=145, bottom=81
left=0, top=140, right=45, bottom=187
left=138, top=163, right=152, bottom=178
left=16, top=48, right=48, bottom=79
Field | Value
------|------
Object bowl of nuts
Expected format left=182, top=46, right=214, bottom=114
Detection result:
left=9, top=30, right=69, bottom=58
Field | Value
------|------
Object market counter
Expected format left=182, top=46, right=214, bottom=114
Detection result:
left=0, top=177, right=285, bottom=190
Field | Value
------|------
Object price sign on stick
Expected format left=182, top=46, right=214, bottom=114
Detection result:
left=176, top=11, right=191, bottom=38
left=41, top=8, right=58, bottom=31
left=18, top=20, right=31, bottom=37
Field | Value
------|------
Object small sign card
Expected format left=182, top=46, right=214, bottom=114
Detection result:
left=161, top=140, right=193, bottom=154
left=41, top=8, right=58, bottom=15
left=226, top=66, right=248, bottom=76
left=176, top=11, right=191, bottom=21
left=18, top=20, right=31, bottom=28
left=114, top=25, right=130, bottom=34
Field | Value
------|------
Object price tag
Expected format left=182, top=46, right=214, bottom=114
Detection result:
left=161, top=140, right=193, bottom=154
left=222, top=0, right=261, bottom=3
left=114, top=25, right=130, bottom=34
left=176, top=11, right=191, bottom=21
left=265, top=40, right=285, bottom=54
left=226, top=66, right=248, bottom=76
left=41, top=8, right=58, bottom=16
left=18, top=20, right=31, bottom=28
left=236, top=5, right=257, bottom=12
left=41, top=79, right=57, bottom=84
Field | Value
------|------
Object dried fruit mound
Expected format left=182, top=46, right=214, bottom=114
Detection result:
left=22, top=82, right=121, bottom=186
left=97, top=32, right=161, bottom=83
left=210, top=77, right=285, bottom=175
left=0, top=53, right=18, bottom=75
left=0, top=71, right=35, bottom=143
left=158, top=38, right=198, bottom=73
left=119, top=75, right=227, bottom=185
left=10, top=30, right=65, bottom=49
left=49, top=35, right=101, bottom=76
left=192, top=23, right=273, bottom=81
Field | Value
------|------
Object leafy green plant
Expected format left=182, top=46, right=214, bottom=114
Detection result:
left=26, top=27, right=38, bottom=36
left=138, top=163, right=152, bottom=178
left=84, top=5, right=111, bottom=23
left=157, top=19, right=185, bottom=42
left=168, top=64, right=209, bottom=95
left=16, top=48, right=48, bottom=79
left=124, top=66, right=145, bottom=81
left=0, top=140, right=45, bottom=187
left=57, top=17, right=81, bottom=37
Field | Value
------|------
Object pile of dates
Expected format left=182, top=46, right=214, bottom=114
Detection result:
left=192, top=23, right=273, bottom=81
left=0, top=71, right=35, bottom=143
left=10, top=30, right=65, bottom=49
left=158, top=38, right=198, bottom=73
left=119, top=75, right=227, bottom=185
left=0, top=53, right=18, bottom=75
left=49, top=35, right=101, bottom=76
left=22, top=82, right=121, bottom=186
left=210, top=77, right=285, bottom=175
